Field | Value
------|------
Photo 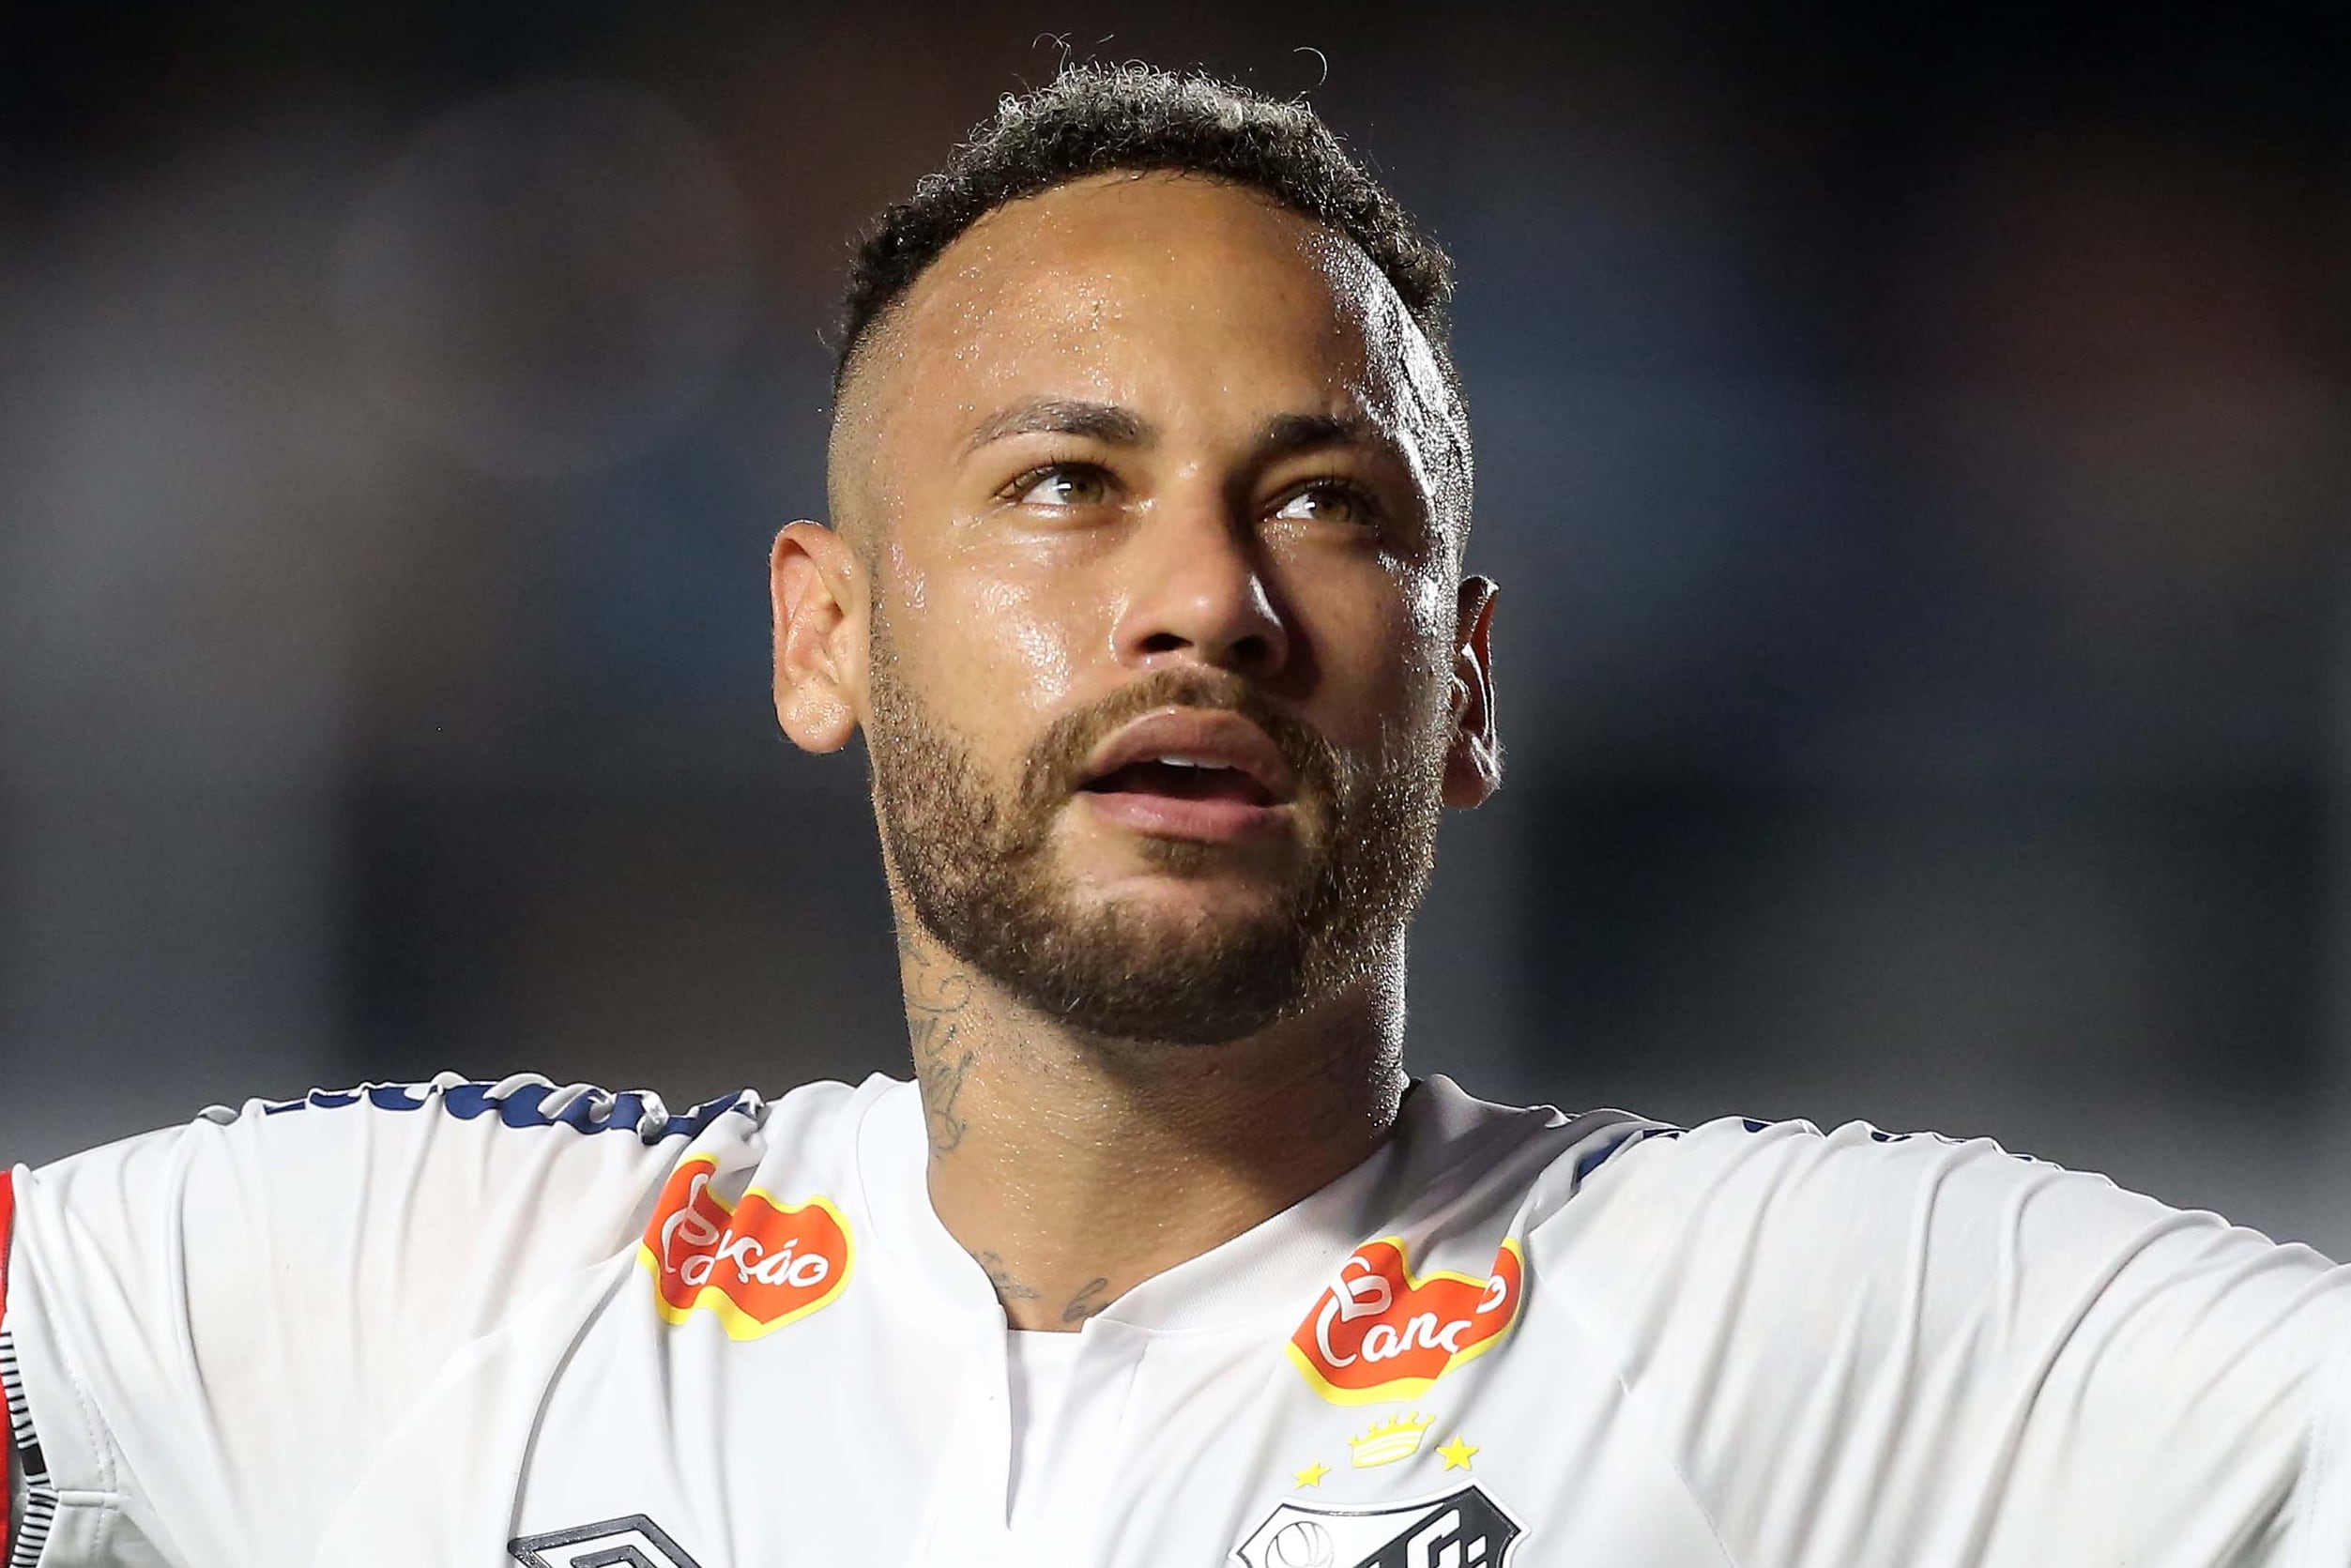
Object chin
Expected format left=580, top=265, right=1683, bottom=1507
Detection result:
left=1069, top=829, right=1305, bottom=898
left=1006, top=892, right=1319, bottom=1047
left=1082, top=870, right=1290, bottom=924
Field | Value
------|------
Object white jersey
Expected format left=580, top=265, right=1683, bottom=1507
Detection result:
left=5, top=1071, right=2350, bottom=1568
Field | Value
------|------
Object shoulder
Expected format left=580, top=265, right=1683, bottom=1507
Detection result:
left=0, top=1073, right=888, bottom=1565
left=1531, top=1107, right=2129, bottom=1273
left=1390, top=1074, right=1676, bottom=1234
left=1552, top=1109, right=2131, bottom=1247
left=1496, top=1111, right=2351, bottom=1566
left=1427, top=1088, right=2248, bottom=1337
left=14, top=1071, right=893, bottom=1284
left=6, top=1072, right=897, bottom=1400
left=33, top=1069, right=885, bottom=1176
left=235, top=1072, right=773, bottom=1143
left=1520, top=1105, right=2332, bottom=1382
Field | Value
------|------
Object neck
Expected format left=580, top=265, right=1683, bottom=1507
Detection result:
left=893, top=923, right=1409, bottom=1332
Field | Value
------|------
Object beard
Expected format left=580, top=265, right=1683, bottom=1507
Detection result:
left=863, top=632, right=1446, bottom=1046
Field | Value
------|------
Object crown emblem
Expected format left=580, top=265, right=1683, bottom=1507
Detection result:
left=1347, top=1410, right=1436, bottom=1468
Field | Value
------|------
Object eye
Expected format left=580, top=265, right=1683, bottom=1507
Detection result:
left=1005, top=463, right=1114, bottom=509
left=1269, top=481, right=1378, bottom=527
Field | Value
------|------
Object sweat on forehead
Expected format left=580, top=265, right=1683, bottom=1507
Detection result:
left=827, top=173, right=1473, bottom=545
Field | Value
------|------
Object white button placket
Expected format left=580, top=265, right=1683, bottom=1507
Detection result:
left=905, top=1327, right=1018, bottom=1568
left=1008, top=1318, right=1147, bottom=1564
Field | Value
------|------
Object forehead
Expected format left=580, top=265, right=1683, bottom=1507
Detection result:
left=848, top=173, right=1461, bottom=495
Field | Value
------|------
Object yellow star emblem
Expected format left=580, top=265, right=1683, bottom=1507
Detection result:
left=1293, top=1461, right=1331, bottom=1488
left=1436, top=1435, right=1478, bottom=1471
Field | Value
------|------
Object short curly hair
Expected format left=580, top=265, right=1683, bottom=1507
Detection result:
left=833, top=63, right=1460, bottom=403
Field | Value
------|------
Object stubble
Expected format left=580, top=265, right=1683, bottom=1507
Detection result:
left=863, top=621, right=1445, bottom=1047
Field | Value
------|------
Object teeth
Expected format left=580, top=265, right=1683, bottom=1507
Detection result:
left=1154, top=754, right=1233, bottom=769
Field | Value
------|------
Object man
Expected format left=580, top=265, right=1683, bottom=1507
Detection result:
left=3, top=62, right=2346, bottom=1568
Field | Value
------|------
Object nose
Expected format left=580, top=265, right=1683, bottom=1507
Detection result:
left=1109, top=495, right=1290, bottom=679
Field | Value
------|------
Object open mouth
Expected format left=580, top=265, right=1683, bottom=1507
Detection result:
left=1073, top=711, right=1299, bottom=845
left=1079, top=757, right=1276, bottom=808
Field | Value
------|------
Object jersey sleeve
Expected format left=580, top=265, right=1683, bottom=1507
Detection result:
left=0, top=1074, right=760, bottom=1568
left=1543, top=1117, right=2351, bottom=1568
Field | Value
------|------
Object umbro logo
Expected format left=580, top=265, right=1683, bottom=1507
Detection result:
left=508, top=1514, right=705, bottom=1568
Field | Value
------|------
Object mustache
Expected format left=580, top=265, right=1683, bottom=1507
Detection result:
left=1014, top=668, right=1341, bottom=812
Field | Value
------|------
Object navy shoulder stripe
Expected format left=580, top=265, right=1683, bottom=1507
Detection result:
left=1570, top=1120, right=1679, bottom=1184
left=229, top=1073, right=763, bottom=1144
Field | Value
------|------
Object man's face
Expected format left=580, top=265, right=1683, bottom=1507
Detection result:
left=827, top=172, right=1487, bottom=1045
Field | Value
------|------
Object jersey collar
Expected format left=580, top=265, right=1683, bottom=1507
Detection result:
left=848, top=1073, right=1565, bottom=1336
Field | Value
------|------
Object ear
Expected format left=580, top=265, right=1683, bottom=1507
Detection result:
left=1442, top=575, right=1502, bottom=809
left=771, top=521, right=866, bottom=754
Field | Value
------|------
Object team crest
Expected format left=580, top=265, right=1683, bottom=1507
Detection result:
left=1235, top=1484, right=1523, bottom=1568
left=509, top=1514, right=705, bottom=1568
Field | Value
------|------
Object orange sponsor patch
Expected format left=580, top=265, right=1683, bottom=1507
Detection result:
left=638, top=1155, right=853, bottom=1340
left=1289, top=1236, right=1525, bottom=1403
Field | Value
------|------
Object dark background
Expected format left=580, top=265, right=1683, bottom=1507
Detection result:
left=4, top=2, right=2346, bottom=1248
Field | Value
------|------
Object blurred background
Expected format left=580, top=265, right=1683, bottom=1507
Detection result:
left=3, top=1, right=2347, bottom=1247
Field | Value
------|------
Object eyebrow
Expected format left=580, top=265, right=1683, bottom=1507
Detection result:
left=966, top=398, right=1153, bottom=451
left=965, top=399, right=1403, bottom=467
left=1254, top=409, right=1395, bottom=462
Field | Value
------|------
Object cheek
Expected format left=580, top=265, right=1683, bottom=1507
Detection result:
left=884, top=546, right=928, bottom=614
left=1395, top=565, right=1455, bottom=660
left=922, top=568, right=1100, bottom=719
left=1384, top=577, right=1458, bottom=734
left=1282, top=558, right=1455, bottom=744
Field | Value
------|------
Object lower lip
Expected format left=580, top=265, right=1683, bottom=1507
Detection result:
left=1079, top=789, right=1292, bottom=844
